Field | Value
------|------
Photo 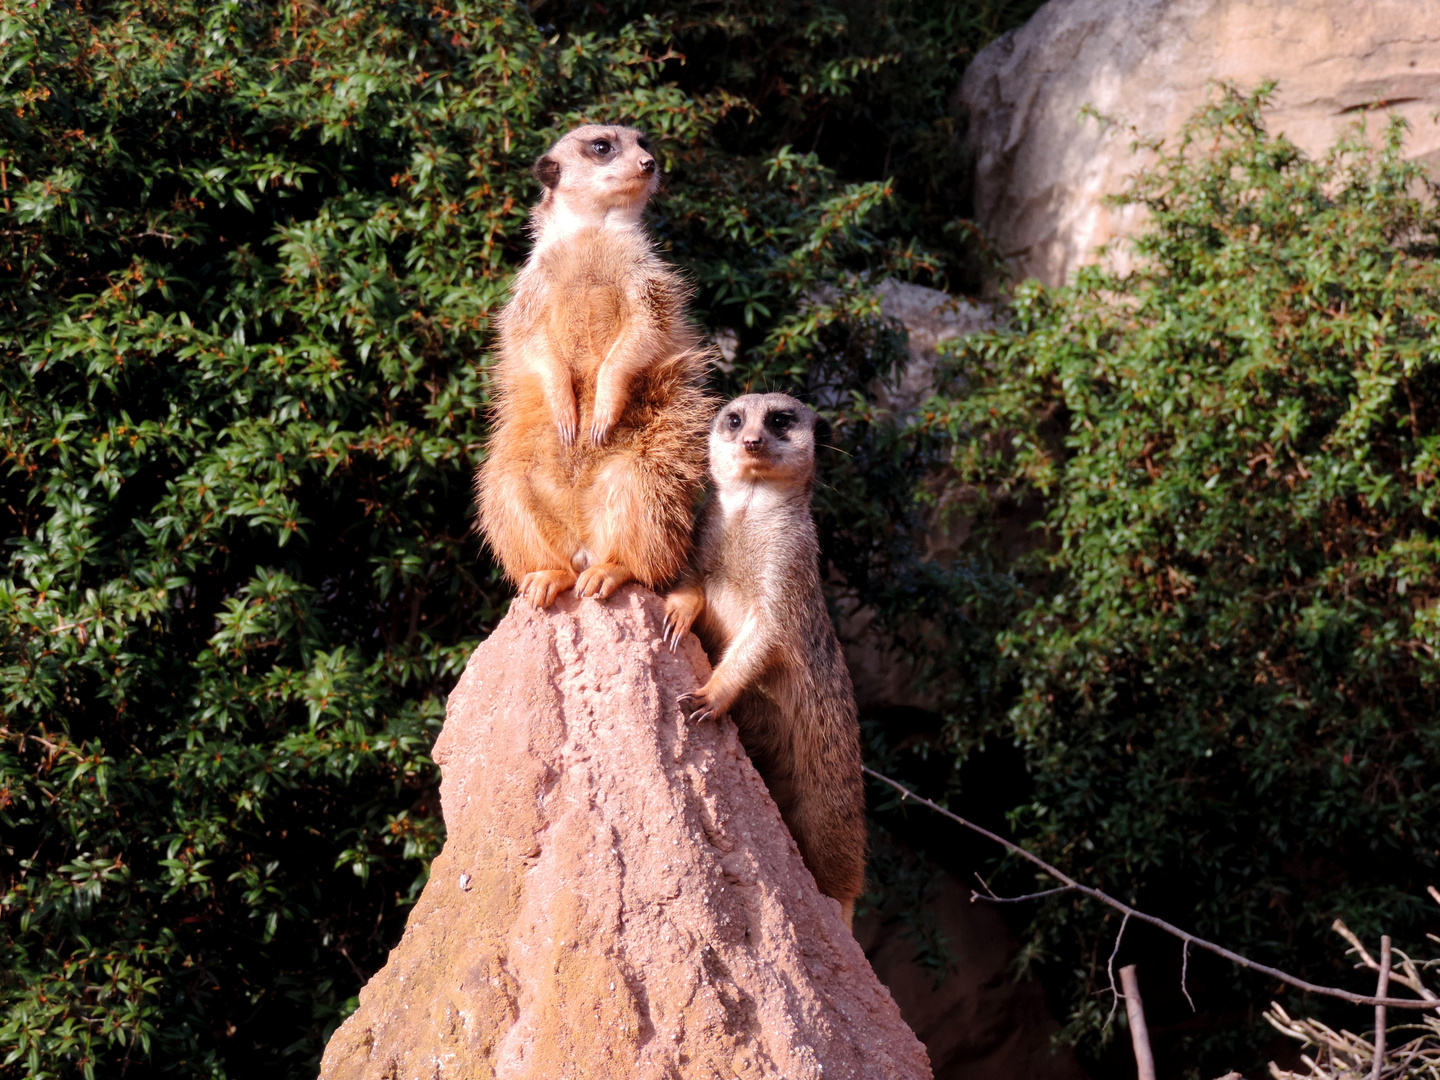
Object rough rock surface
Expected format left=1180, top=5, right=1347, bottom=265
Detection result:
left=870, top=280, right=993, bottom=416
left=319, top=586, right=931, bottom=1080
left=960, top=0, right=1440, bottom=285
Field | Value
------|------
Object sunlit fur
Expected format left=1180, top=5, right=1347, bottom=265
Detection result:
left=476, top=125, right=711, bottom=606
left=664, top=393, right=867, bottom=927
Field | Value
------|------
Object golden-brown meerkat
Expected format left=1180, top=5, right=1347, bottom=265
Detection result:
left=663, top=393, right=867, bottom=927
left=475, top=124, right=711, bottom=607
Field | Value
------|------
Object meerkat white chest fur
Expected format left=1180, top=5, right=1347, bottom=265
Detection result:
left=474, top=125, right=711, bottom=609
left=497, top=124, right=690, bottom=449
left=663, top=393, right=867, bottom=927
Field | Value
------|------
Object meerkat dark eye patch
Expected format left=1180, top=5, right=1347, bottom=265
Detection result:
left=589, top=139, right=614, bottom=158
left=725, top=412, right=743, bottom=430
left=533, top=155, right=561, bottom=189
left=765, top=411, right=795, bottom=435
left=637, top=135, right=651, bottom=151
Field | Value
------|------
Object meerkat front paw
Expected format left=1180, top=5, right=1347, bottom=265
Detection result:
left=662, top=590, right=704, bottom=652
left=588, top=406, right=619, bottom=446
left=519, top=569, right=577, bottom=608
left=677, top=680, right=731, bottom=724
left=548, top=394, right=579, bottom=447
left=574, top=561, right=631, bottom=600
left=555, top=412, right=579, bottom=447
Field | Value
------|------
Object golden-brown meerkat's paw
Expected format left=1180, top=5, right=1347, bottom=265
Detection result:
left=549, top=398, right=579, bottom=447
left=839, top=899, right=855, bottom=931
left=677, top=680, right=731, bottom=724
left=519, top=569, right=577, bottom=608
left=574, top=562, right=631, bottom=600
left=555, top=414, right=578, bottom=448
left=662, top=591, right=703, bottom=653
left=587, top=409, right=617, bottom=446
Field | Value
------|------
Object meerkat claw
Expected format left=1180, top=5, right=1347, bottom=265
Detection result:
left=677, top=692, right=715, bottom=723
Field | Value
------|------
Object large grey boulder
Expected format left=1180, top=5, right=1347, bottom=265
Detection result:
left=960, top=0, right=1440, bottom=286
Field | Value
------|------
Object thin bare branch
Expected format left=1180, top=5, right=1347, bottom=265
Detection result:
left=971, top=885, right=1075, bottom=904
left=1334, top=919, right=1379, bottom=968
left=1105, top=912, right=1130, bottom=1028
left=1333, top=920, right=1439, bottom=1006
left=1120, top=965, right=1157, bottom=1080
left=1181, top=939, right=1196, bottom=1012
left=864, top=765, right=1440, bottom=1010
left=1372, top=936, right=1391, bottom=1080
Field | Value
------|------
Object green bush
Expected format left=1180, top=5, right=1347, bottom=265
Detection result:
left=0, top=1, right=1030, bottom=1076
left=936, top=87, right=1440, bottom=1066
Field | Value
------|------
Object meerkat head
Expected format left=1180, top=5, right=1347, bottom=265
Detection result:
left=529, top=124, right=658, bottom=243
left=709, top=393, right=819, bottom=494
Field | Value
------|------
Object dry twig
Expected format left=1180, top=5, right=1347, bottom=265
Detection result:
left=864, top=766, right=1440, bottom=1011
left=1266, top=1003, right=1440, bottom=1080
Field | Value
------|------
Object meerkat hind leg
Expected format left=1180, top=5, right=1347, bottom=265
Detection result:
left=482, top=464, right=581, bottom=608
left=575, top=455, right=675, bottom=600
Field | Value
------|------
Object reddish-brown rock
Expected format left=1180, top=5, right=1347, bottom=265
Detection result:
left=319, top=585, right=931, bottom=1080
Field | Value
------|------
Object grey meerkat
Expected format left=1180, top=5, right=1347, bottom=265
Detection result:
left=475, top=124, right=711, bottom=608
left=663, top=393, right=867, bottom=927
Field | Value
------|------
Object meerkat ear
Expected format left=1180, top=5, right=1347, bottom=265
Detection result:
left=533, top=155, right=561, bottom=190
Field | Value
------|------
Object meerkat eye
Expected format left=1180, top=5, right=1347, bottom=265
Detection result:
left=637, top=136, right=651, bottom=151
left=766, top=411, right=795, bottom=435
left=726, top=412, right=742, bottom=431
left=592, top=139, right=613, bottom=156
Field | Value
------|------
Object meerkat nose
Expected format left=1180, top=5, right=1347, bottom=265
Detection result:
left=639, top=157, right=656, bottom=175
left=742, top=436, right=764, bottom=454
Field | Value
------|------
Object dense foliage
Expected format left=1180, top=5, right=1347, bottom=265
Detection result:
left=936, top=88, right=1440, bottom=1069
left=0, top=0, right=1037, bottom=1076
left=18, top=1, right=1432, bottom=1076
